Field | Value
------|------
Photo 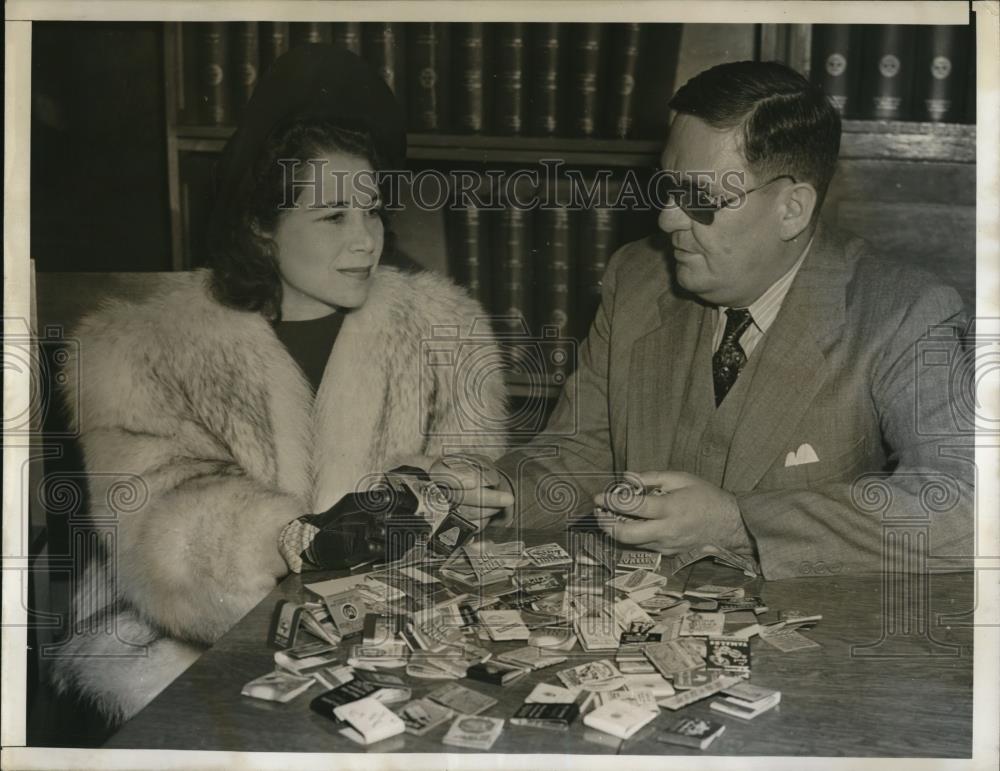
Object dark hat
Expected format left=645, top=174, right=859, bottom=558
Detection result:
left=215, top=44, right=407, bottom=209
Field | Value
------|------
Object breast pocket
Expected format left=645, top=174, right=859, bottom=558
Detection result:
left=761, top=435, right=870, bottom=490
left=782, top=436, right=868, bottom=487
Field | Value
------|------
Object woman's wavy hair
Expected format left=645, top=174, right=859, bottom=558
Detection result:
left=207, top=116, right=394, bottom=319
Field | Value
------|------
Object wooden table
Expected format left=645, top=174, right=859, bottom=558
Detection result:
left=106, top=540, right=973, bottom=758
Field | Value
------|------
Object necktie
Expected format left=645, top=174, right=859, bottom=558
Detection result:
left=713, top=308, right=753, bottom=407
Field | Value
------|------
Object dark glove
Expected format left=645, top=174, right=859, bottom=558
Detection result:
left=279, top=467, right=434, bottom=572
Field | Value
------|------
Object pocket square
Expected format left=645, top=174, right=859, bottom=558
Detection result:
left=785, top=443, right=819, bottom=468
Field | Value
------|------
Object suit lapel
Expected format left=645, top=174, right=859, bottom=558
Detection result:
left=627, top=292, right=710, bottom=471
left=724, top=224, right=849, bottom=492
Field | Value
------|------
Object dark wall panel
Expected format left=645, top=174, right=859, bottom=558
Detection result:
left=31, top=22, right=171, bottom=272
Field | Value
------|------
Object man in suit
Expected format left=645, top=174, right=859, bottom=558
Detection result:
left=437, top=60, right=973, bottom=578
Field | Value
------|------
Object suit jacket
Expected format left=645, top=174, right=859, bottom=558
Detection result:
left=499, top=222, right=973, bottom=579
left=50, top=266, right=508, bottom=726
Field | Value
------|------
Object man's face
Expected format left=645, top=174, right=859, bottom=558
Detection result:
left=658, top=114, right=792, bottom=308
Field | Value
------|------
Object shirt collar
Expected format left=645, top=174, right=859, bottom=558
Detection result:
left=721, top=234, right=814, bottom=336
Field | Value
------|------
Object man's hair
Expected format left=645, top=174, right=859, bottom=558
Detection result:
left=207, top=116, right=393, bottom=319
left=669, top=60, right=841, bottom=213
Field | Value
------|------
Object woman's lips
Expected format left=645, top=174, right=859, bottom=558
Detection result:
left=337, top=266, right=372, bottom=279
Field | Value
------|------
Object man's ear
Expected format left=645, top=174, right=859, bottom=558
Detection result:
left=778, top=182, right=818, bottom=241
left=250, top=218, right=265, bottom=238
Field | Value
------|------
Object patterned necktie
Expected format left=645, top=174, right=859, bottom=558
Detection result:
left=713, top=308, right=753, bottom=407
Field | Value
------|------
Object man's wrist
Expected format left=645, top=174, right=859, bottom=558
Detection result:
left=721, top=493, right=754, bottom=554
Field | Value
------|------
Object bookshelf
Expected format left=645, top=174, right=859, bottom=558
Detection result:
left=162, top=22, right=977, bottom=403
left=170, top=120, right=976, bottom=166
left=173, top=128, right=664, bottom=165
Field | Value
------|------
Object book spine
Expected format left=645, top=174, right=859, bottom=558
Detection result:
left=451, top=205, right=490, bottom=306
left=537, top=207, right=573, bottom=373
left=862, top=25, right=915, bottom=120
left=260, top=22, right=289, bottom=74
left=496, top=23, right=527, bottom=135
left=578, top=203, right=620, bottom=337
left=810, top=24, right=858, bottom=117
left=408, top=23, right=447, bottom=131
left=570, top=23, right=605, bottom=138
left=914, top=26, right=967, bottom=122
left=632, top=23, right=682, bottom=140
left=455, top=23, right=487, bottom=133
left=231, top=22, right=260, bottom=116
left=495, top=207, right=532, bottom=334
left=291, top=23, right=332, bottom=47
left=199, top=22, right=231, bottom=126
left=607, top=23, right=643, bottom=139
left=332, top=22, right=363, bottom=54
left=177, top=23, right=199, bottom=124
left=363, top=22, right=404, bottom=95
left=530, top=23, right=564, bottom=136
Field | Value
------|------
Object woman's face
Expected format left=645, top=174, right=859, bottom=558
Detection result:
left=268, top=150, right=384, bottom=320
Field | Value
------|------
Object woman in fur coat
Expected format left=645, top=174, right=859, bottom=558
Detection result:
left=50, top=45, right=507, bottom=727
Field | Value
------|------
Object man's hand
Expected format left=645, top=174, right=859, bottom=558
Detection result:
left=593, top=471, right=752, bottom=555
left=429, top=454, right=515, bottom=527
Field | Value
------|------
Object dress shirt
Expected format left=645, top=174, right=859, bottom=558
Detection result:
left=712, top=236, right=814, bottom=357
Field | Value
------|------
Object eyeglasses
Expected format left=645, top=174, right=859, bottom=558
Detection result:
left=663, top=174, right=798, bottom=226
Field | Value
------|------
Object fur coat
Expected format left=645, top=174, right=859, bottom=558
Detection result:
left=50, top=266, right=508, bottom=726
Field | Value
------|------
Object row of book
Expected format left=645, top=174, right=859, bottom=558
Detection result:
left=185, top=22, right=976, bottom=136
left=181, top=22, right=677, bottom=138
left=446, top=203, right=629, bottom=352
left=810, top=25, right=974, bottom=123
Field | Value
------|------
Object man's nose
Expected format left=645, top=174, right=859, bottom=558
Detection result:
left=658, top=203, right=692, bottom=234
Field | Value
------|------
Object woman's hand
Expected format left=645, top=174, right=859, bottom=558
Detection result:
left=429, top=453, right=515, bottom=527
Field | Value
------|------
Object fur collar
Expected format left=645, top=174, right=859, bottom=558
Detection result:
left=73, top=265, right=502, bottom=514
